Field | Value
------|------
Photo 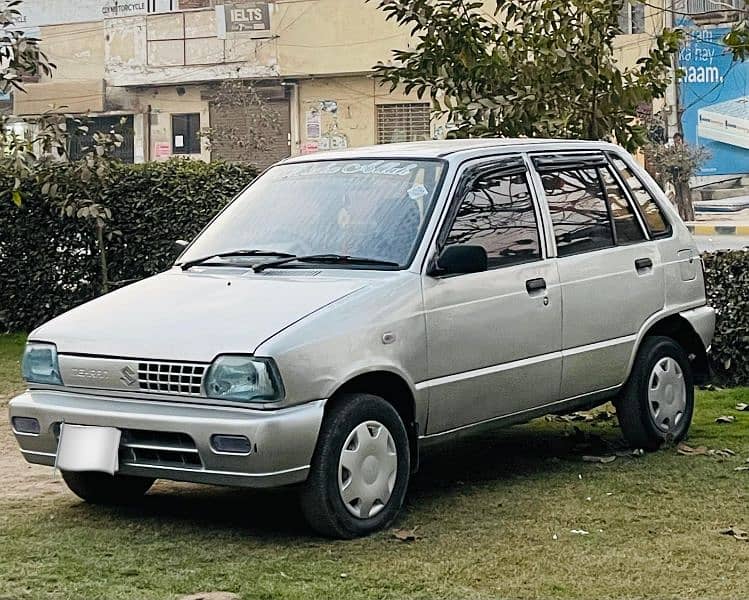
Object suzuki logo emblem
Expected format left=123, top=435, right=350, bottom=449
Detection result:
left=120, top=365, right=137, bottom=387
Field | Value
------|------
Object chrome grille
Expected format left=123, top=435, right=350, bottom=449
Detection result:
left=137, top=361, right=206, bottom=397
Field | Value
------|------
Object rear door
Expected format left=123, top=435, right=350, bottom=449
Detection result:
left=422, top=156, right=562, bottom=434
left=530, top=153, right=665, bottom=399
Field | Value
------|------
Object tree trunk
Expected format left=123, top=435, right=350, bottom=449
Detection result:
left=96, top=221, right=110, bottom=294
left=674, top=181, right=695, bottom=222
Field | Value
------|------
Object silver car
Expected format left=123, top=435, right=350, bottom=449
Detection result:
left=9, top=139, right=715, bottom=538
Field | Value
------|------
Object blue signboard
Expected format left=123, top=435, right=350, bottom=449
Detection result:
left=679, top=26, right=749, bottom=176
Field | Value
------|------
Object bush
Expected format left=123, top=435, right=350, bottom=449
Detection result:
left=0, top=159, right=256, bottom=332
left=703, top=250, right=749, bottom=387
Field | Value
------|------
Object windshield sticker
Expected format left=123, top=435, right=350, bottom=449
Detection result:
left=407, top=184, right=428, bottom=199
left=286, top=160, right=419, bottom=178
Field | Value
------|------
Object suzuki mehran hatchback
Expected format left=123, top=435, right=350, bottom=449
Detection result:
left=10, top=139, right=715, bottom=538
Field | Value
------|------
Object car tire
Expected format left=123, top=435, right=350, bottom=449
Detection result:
left=300, top=393, right=410, bottom=539
left=61, top=471, right=155, bottom=505
left=616, top=335, right=694, bottom=451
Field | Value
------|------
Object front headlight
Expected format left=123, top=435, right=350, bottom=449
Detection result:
left=204, top=355, right=283, bottom=403
left=21, top=342, right=62, bottom=385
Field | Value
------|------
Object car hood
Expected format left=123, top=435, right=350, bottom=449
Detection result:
left=31, top=269, right=367, bottom=362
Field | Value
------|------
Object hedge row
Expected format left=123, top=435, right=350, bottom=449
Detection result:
left=703, top=250, right=749, bottom=387
left=0, top=159, right=257, bottom=332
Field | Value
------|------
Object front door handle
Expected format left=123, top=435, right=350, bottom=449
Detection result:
left=526, top=277, right=547, bottom=294
left=635, top=257, right=653, bottom=271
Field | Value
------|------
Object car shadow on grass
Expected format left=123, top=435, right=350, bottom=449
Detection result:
left=65, top=419, right=626, bottom=540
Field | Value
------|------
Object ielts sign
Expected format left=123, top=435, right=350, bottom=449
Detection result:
left=224, top=2, right=270, bottom=32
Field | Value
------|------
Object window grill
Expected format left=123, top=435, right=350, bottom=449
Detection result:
left=684, top=0, right=745, bottom=14
left=377, top=103, right=431, bottom=145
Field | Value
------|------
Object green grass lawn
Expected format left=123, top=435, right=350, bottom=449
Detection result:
left=1, top=333, right=748, bottom=599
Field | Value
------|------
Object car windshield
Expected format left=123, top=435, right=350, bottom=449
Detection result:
left=178, top=159, right=446, bottom=269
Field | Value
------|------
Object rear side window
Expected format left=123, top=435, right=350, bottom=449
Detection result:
left=609, top=155, right=670, bottom=236
left=540, top=168, right=614, bottom=257
left=599, top=166, right=646, bottom=244
left=446, top=170, right=541, bottom=269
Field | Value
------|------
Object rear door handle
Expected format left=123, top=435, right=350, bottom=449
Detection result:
left=635, top=258, right=653, bottom=271
left=526, top=277, right=547, bottom=294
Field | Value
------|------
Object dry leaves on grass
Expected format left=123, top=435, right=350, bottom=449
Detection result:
left=582, top=455, right=617, bottom=464
left=715, top=415, right=737, bottom=424
left=178, top=593, right=239, bottom=600
left=719, top=527, right=749, bottom=542
left=676, top=443, right=736, bottom=458
left=546, top=411, right=615, bottom=423
left=392, top=527, right=420, bottom=542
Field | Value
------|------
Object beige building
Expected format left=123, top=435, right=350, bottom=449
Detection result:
left=13, top=0, right=671, bottom=167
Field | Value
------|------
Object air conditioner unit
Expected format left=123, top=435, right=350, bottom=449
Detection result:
left=697, top=96, right=749, bottom=150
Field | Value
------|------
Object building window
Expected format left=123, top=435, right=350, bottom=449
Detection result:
left=149, top=0, right=176, bottom=12
left=177, top=0, right=215, bottom=9
left=618, top=1, right=646, bottom=34
left=684, top=0, right=745, bottom=14
left=377, top=103, right=431, bottom=145
left=67, top=115, right=135, bottom=163
left=172, top=113, right=201, bottom=155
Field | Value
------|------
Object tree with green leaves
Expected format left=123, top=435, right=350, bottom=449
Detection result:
left=370, top=0, right=682, bottom=151
left=0, top=0, right=54, bottom=96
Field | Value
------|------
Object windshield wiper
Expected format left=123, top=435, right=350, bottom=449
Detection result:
left=180, top=249, right=296, bottom=271
left=253, top=254, right=400, bottom=273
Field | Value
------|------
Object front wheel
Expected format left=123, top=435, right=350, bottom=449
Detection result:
left=300, top=393, right=410, bottom=538
left=616, top=336, right=694, bottom=451
left=61, top=471, right=155, bottom=505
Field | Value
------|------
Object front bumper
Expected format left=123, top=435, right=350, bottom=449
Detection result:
left=8, top=390, right=326, bottom=488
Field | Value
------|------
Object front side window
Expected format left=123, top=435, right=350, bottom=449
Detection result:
left=445, top=169, right=541, bottom=269
left=609, top=155, right=670, bottom=237
left=541, top=167, right=614, bottom=257
left=180, top=159, right=446, bottom=268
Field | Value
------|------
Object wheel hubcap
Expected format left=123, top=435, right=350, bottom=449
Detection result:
left=337, top=421, right=397, bottom=520
left=648, top=356, right=687, bottom=432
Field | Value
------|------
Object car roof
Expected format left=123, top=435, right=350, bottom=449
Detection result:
left=282, top=138, right=621, bottom=163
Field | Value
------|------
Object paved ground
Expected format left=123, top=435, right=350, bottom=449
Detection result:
left=694, top=233, right=749, bottom=252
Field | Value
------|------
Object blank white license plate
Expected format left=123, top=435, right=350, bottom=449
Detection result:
left=56, top=424, right=121, bottom=475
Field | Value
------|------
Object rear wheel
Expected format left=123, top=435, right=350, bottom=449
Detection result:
left=61, top=471, right=155, bottom=505
left=616, top=336, right=694, bottom=450
left=300, top=393, right=410, bottom=538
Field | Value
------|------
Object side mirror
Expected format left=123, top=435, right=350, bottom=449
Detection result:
left=429, top=245, right=488, bottom=276
left=174, top=239, right=189, bottom=251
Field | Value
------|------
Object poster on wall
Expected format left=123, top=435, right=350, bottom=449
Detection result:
left=679, top=25, right=749, bottom=176
left=305, top=110, right=321, bottom=139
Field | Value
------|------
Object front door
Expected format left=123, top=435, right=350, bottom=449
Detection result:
left=532, top=153, right=665, bottom=399
left=422, top=157, right=562, bottom=435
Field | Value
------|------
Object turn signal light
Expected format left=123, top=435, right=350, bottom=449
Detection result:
left=211, top=434, right=252, bottom=455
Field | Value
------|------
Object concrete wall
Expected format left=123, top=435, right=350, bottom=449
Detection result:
left=613, top=1, right=669, bottom=66
left=295, top=77, right=440, bottom=155
left=106, top=9, right=278, bottom=86
left=14, top=21, right=106, bottom=115
left=103, top=1, right=413, bottom=85
left=132, top=86, right=211, bottom=162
